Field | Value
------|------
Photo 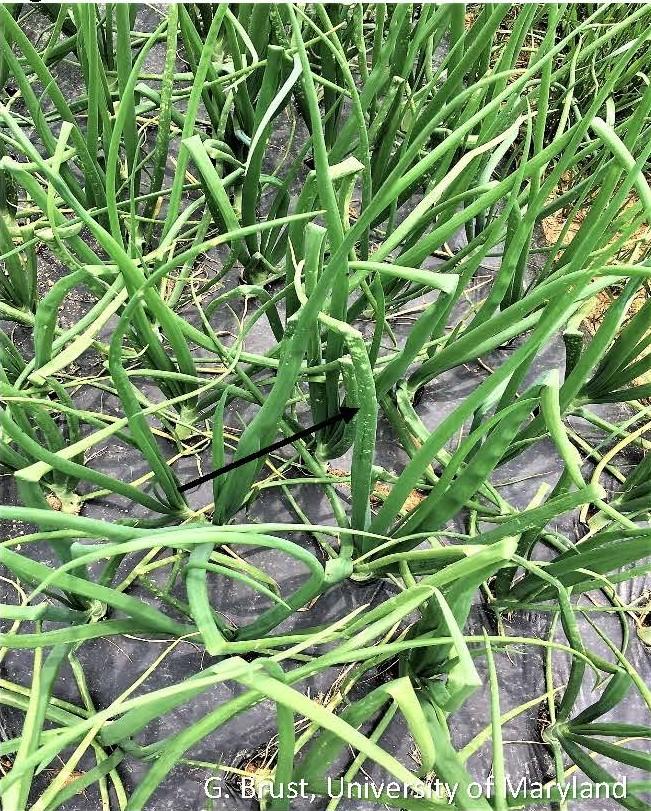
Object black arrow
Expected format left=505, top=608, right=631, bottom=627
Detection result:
left=179, top=406, right=359, bottom=493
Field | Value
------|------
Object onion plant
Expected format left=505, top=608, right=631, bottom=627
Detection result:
left=1, top=4, right=651, bottom=811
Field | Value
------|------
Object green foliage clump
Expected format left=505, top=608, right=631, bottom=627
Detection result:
left=0, top=4, right=650, bottom=810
